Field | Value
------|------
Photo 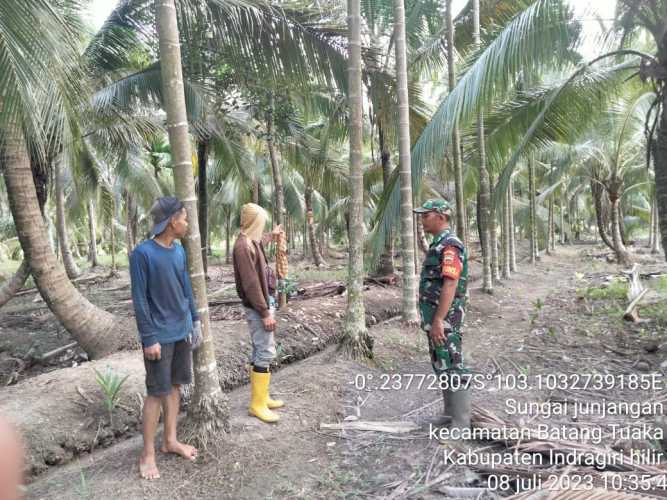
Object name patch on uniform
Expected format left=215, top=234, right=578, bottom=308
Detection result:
left=441, top=247, right=461, bottom=280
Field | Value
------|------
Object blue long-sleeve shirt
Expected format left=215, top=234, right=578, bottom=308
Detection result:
left=129, top=240, right=200, bottom=347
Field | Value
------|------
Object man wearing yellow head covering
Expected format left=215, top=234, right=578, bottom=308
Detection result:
left=233, top=203, right=285, bottom=423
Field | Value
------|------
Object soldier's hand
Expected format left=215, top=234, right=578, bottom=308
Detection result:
left=430, top=319, right=446, bottom=346
left=143, top=343, right=161, bottom=361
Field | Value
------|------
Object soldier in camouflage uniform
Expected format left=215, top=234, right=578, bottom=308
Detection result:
left=414, top=199, right=471, bottom=429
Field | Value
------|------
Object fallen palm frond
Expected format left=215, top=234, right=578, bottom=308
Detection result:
left=458, top=405, right=667, bottom=498
left=320, top=421, right=421, bottom=433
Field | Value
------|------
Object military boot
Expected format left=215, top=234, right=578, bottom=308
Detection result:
left=443, top=386, right=471, bottom=430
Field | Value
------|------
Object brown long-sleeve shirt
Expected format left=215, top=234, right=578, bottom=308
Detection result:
left=232, top=234, right=270, bottom=318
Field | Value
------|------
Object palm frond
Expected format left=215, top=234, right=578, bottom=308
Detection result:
left=0, top=0, right=86, bottom=156
left=371, top=0, right=577, bottom=263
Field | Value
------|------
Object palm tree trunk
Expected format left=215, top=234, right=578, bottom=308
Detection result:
left=304, top=188, right=326, bottom=267
left=508, top=178, right=517, bottom=272
left=502, top=188, right=511, bottom=279
left=415, top=214, right=429, bottom=253
left=657, top=92, right=667, bottom=259
left=157, top=0, right=229, bottom=443
left=87, top=199, right=99, bottom=267
left=266, top=94, right=285, bottom=228
left=609, top=189, right=632, bottom=267
left=546, top=196, right=554, bottom=255
left=412, top=215, right=420, bottom=272
left=376, top=124, right=394, bottom=276
left=252, top=175, right=259, bottom=204
left=529, top=157, right=538, bottom=263
left=649, top=187, right=656, bottom=249
left=3, top=126, right=135, bottom=358
left=225, top=209, right=231, bottom=265
left=72, top=237, right=82, bottom=260
left=341, top=0, right=372, bottom=358
left=125, top=190, right=136, bottom=256
left=0, top=260, right=30, bottom=308
left=31, top=155, right=49, bottom=214
left=197, top=138, right=209, bottom=274
left=551, top=198, right=556, bottom=250
left=446, top=0, right=467, bottom=247
left=489, top=172, right=500, bottom=280
left=655, top=197, right=662, bottom=254
left=559, top=194, right=565, bottom=245
left=54, top=161, right=80, bottom=279
left=571, top=193, right=578, bottom=239
left=302, top=218, right=308, bottom=258
left=591, top=178, right=614, bottom=250
left=618, top=203, right=628, bottom=246
left=478, top=161, right=494, bottom=289
left=394, top=0, right=419, bottom=325
left=318, top=224, right=325, bottom=258
left=651, top=189, right=661, bottom=254
left=109, top=196, right=117, bottom=274
left=474, top=0, right=492, bottom=292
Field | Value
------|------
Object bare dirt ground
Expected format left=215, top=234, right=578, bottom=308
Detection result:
left=9, top=242, right=667, bottom=499
left=0, top=259, right=401, bottom=477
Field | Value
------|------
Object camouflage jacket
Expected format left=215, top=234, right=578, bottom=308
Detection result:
left=418, top=229, right=468, bottom=332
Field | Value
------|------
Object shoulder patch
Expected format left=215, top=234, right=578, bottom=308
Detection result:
left=441, top=247, right=462, bottom=280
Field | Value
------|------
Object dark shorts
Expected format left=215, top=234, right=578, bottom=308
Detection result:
left=144, top=340, right=192, bottom=397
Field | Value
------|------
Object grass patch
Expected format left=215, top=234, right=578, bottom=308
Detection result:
left=643, top=302, right=667, bottom=326
left=583, top=279, right=627, bottom=300
left=93, top=253, right=129, bottom=269
left=648, top=276, right=667, bottom=295
left=312, top=466, right=367, bottom=499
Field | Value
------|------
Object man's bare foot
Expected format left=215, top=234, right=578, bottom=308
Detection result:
left=139, top=453, right=160, bottom=480
left=160, top=440, right=198, bottom=461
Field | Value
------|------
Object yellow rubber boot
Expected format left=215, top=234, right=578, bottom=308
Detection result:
left=267, top=395, right=285, bottom=410
left=249, top=370, right=279, bottom=423
left=249, top=366, right=284, bottom=409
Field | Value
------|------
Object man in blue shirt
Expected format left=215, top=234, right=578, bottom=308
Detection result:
left=130, top=196, right=200, bottom=480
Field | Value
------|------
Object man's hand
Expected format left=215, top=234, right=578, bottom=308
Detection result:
left=262, top=315, right=277, bottom=331
left=144, top=343, right=161, bottom=360
left=430, top=317, right=446, bottom=346
left=188, top=320, right=202, bottom=351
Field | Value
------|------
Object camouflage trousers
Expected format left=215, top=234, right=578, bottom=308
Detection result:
left=420, top=303, right=466, bottom=375
left=426, top=328, right=465, bottom=375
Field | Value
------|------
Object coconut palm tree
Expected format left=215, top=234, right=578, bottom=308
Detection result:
left=0, top=0, right=138, bottom=359
left=372, top=0, right=578, bottom=269
left=445, top=0, right=467, bottom=246
left=54, top=159, right=81, bottom=279
left=341, top=0, right=372, bottom=359
left=393, top=0, right=419, bottom=324
left=156, top=0, right=230, bottom=443
left=473, top=0, right=493, bottom=291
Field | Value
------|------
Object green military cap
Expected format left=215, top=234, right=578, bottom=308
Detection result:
left=413, top=198, right=453, bottom=216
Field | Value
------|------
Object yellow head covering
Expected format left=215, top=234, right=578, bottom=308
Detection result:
left=240, top=203, right=268, bottom=243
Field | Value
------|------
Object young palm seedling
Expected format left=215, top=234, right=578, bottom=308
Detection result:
left=94, top=367, right=129, bottom=427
